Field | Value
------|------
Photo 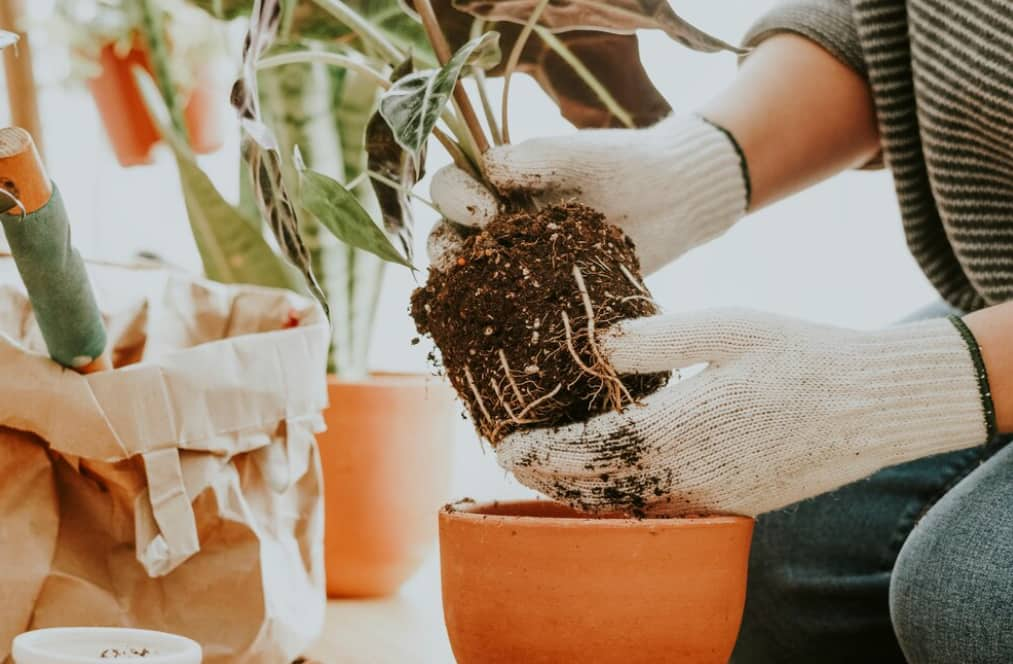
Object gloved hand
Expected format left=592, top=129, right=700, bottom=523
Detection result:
left=427, top=114, right=749, bottom=275
left=495, top=309, right=994, bottom=517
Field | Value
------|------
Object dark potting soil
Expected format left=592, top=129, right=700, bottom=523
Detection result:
left=411, top=202, right=668, bottom=444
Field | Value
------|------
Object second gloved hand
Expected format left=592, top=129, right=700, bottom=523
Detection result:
left=428, top=114, right=749, bottom=275
left=495, top=309, right=994, bottom=517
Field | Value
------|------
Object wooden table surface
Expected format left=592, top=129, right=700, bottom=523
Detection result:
left=305, top=555, right=456, bottom=663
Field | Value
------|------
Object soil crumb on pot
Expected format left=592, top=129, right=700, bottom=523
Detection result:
left=411, top=202, right=668, bottom=444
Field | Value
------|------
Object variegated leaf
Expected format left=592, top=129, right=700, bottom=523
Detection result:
left=231, top=0, right=328, bottom=313
left=366, top=58, right=422, bottom=263
left=378, top=31, right=501, bottom=161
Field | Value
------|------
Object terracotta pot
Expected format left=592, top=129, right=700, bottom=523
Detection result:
left=87, top=41, right=224, bottom=167
left=182, top=64, right=224, bottom=155
left=87, top=42, right=160, bottom=167
left=440, top=500, right=754, bottom=664
left=318, top=373, right=456, bottom=598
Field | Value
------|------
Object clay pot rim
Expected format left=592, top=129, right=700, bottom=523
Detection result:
left=442, top=499, right=752, bottom=529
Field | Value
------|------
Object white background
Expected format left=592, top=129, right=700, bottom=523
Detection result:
left=2, top=2, right=940, bottom=657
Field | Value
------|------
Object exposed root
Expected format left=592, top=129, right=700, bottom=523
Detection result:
left=565, top=265, right=636, bottom=412
left=464, top=365, right=493, bottom=424
left=489, top=377, right=521, bottom=423
left=514, top=382, right=563, bottom=421
left=619, top=263, right=650, bottom=296
left=499, top=349, right=527, bottom=407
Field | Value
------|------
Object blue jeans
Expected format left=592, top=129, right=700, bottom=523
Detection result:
left=731, top=302, right=1013, bottom=664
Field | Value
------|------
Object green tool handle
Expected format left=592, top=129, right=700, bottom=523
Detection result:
left=1, top=185, right=108, bottom=370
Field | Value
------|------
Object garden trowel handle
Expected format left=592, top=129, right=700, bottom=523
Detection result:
left=0, top=127, right=110, bottom=373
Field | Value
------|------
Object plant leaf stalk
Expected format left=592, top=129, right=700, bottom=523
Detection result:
left=258, top=51, right=393, bottom=90
left=470, top=18, right=502, bottom=146
left=500, top=0, right=550, bottom=144
left=310, top=0, right=403, bottom=64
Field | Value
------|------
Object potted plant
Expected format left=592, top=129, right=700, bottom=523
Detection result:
left=53, top=0, right=224, bottom=167
left=164, top=0, right=680, bottom=600
left=154, top=0, right=749, bottom=627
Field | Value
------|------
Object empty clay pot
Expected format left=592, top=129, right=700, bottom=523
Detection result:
left=318, top=374, right=456, bottom=597
left=440, top=500, right=754, bottom=664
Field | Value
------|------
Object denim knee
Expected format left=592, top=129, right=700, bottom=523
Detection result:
left=890, top=454, right=1013, bottom=664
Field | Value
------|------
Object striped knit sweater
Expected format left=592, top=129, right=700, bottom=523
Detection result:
left=745, top=0, right=1013, bottom=312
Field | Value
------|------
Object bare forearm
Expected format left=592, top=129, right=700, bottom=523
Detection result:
left=965, top=303, right=1013, bottom=433
left=701, top=34, right=880, bottom=211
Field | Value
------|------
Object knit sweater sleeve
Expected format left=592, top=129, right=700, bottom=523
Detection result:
left=741, top=0, right=866, bottom=77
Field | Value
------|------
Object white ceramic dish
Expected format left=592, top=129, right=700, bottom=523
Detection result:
left=12, top=627, right=201, bottom=664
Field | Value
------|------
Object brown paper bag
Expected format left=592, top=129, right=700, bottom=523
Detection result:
left=0, top=257, right=330, bottom=663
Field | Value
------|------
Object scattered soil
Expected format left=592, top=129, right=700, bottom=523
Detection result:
left=412, top=202, right=668, bottom=444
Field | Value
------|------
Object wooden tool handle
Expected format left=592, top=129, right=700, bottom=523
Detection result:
left=0, top=127, right=111, bottom=373
left=0, top=0, right=44, bottom=161
left=0, top=126, right=50, bottom=212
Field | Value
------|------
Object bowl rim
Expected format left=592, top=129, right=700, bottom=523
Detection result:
left=12, top=627, right=201, bottom=664
left=441, top=498, right=753, bottom=528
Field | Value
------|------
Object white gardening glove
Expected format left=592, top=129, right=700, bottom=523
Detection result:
left=427, top=114, right=748, bottom=275
left=497, top=309, right=994, bottom=517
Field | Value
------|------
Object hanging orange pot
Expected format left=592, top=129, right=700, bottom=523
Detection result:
left=87, top=39, right=223, bottom=167
left=317, top=373, right=456, bottom=598
left=87, top=42, right=160, bottom=167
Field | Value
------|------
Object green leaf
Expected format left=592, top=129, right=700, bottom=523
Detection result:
left=378, top=31, right=501, bottom=160
left=300, top=168, right=412, bottom=268
left=134, top=62, right=300, bottom=290
left=452, top=0, right=744, bottom=54
left=174, top=144, right=302, bottom=290
left=0, top=31, right=18, bottom=51
left=367, top=57, right=421, bottom=263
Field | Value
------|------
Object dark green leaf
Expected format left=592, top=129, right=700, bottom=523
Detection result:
left=378, top=31, right=501, bottom=160
left=452, top=0, right=744, bottom=54
left=300, top=168, right=412, bottom=268
left=173, top=142, right=301, bottom=290
left=367, top=58, right=421, bottom=264
left=409, top=0, right=671, bottom=128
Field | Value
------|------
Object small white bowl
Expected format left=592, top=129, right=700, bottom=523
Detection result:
left=12, top=628, right=202, bottom=664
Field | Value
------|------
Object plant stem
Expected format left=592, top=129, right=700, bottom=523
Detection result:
left=412, top=0, right=490, bottom=155
left=500, top=0, right=551, bottom=144
left=137, top=0, right=188, bottom=140
left=534, top=27, right=636, bottom=129
left=258, top=51, right=392, bottom=90
left=469, top=19, right=502, bottom=146
left=433, top=126, right=480, bottom=179
left=310, top=0, right=403, bottom=65
left=473, top=69, right=502, bottom=146
left=367, top=170, right=441, bottom=214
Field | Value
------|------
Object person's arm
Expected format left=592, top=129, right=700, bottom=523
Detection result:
left=966, top=303, right=1013, bottom=433
left=702, top=33, right=881, bottom=211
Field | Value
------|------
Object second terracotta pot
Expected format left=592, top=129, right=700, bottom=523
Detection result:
left=318, top=373, right=456, bottom=598
left=440, top=500, right=754, bottom=664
